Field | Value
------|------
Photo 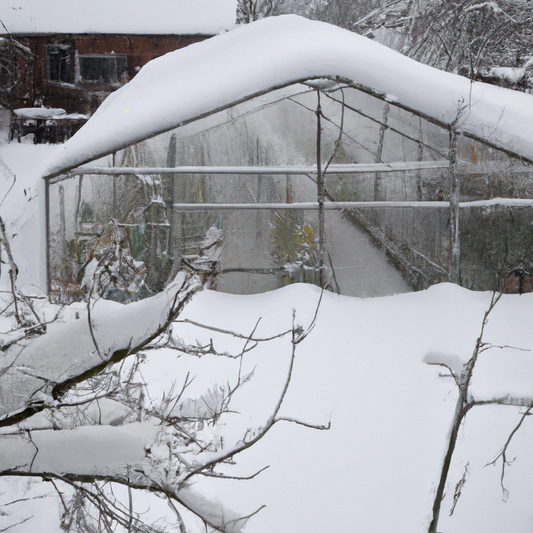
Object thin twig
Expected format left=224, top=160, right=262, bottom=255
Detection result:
left=486, top=400, right=533, bottom=500
left=176, top=318, right=291, bottom=341
left=199, top=465, right=270, bottom=481
left=274, top=416, right=331, bottom=430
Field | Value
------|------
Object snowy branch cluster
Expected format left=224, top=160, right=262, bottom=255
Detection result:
left=247, top=0, right=533, bottom=83
left=0, top=35, right=32, bottom=110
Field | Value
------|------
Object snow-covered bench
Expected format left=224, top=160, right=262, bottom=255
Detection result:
left=9, top=107, right=89, bottom=144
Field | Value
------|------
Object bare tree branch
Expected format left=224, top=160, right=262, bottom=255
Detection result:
left=428, top=292, right=502, bottom=533
left=274, top=416, right=331, bottom=430
left=176, top=318, right=291, bottom=341
left=486, top=400, right=533, bottom=501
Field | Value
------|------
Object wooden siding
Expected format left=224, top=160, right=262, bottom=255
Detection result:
left=9, top=34, right=209, bottom=113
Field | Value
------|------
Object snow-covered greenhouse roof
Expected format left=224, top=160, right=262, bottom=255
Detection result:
left=43, top=15, right=533, bottom=179
left=0, top=0, right=236, bottom=35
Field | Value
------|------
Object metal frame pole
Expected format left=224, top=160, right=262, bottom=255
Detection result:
left=316, top=90, right=325, bottom=288
left=449, top=129, right=460, bottom=284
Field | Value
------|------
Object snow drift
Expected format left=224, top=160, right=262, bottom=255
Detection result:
left=43, top=15, right=533, bottom=178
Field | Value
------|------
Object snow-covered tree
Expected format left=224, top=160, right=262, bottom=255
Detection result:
left=404, top=0, right=533, bottom=75
left=274, top=0, right=533, bottom=77
left=237, top=0, right=281, bottom=23
left=0, top=34, right=33, bottom=110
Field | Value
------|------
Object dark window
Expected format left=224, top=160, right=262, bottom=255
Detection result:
left=47, top=44, right=75, bottom=84
left=79, top=54, right=128, bottom=85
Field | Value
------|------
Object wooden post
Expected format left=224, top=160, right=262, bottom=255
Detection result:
left=316, top=90, right=325, bottom=288
left=166, top=134, right=177, bottom=248
left=166, top=133, right=184, bottom=278
left=449, top=129, right=460, bottom=284
left=374, top=102, right=390, bottom=201
left=74, top=174, right=83, bottom=233
left=416, top=118, right=424, bottom=202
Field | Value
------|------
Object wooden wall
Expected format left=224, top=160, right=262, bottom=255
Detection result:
left=9, top=34, right=208, bottom=113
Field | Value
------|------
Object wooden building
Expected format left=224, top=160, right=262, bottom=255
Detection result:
left=0, top=0, right=236, bottom=114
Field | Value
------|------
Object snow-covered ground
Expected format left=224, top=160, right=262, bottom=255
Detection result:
left=165, top=284, right=533, bottom=533
left=1, top=283, right=533, bottom=532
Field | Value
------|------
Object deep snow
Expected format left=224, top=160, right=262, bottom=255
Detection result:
left=43, top=15, right=533, bottom=177
left=1, top=283, right=533, bottom=532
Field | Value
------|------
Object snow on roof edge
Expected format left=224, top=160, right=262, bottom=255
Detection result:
left=42, top=15, right=533, bottom=179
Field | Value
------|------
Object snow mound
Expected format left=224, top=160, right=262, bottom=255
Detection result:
left=44, top=15, right=533, bottom=178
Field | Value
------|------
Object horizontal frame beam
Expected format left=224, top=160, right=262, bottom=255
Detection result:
left=171, top=198, right=533, bottom=210
left=58, top=160, right=450, bottom=179
left=172, top=201, right=448, bottom=210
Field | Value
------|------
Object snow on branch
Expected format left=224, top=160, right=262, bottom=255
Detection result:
left=0, top=271, right=202, bottom=427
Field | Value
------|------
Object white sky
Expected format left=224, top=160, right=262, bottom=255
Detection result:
left=1, top=0, right=236, bottom=35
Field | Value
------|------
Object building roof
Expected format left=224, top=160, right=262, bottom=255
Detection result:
left=43, top=15, right=533, bottom=178
left=1, top=0, right=236, bottom=35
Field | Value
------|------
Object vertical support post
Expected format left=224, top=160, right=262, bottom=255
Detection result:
left=416, top=118, right=424, bottom=202
left=316, top=90, right=325, bottom=288
left=167, top=133, right=184, bottom=279
left=45, top=177, right=51, bottom=297
left=374, top=102, right=390, bottom=201
left=166, top=135, right=177, bottom=250
left=59, top=183, right=67, bottom=280
left=112, top=152, right=118, bottom=220
left=74, top=174, right=84, bottom=233
left=449, top=129, right=460, bottom=284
